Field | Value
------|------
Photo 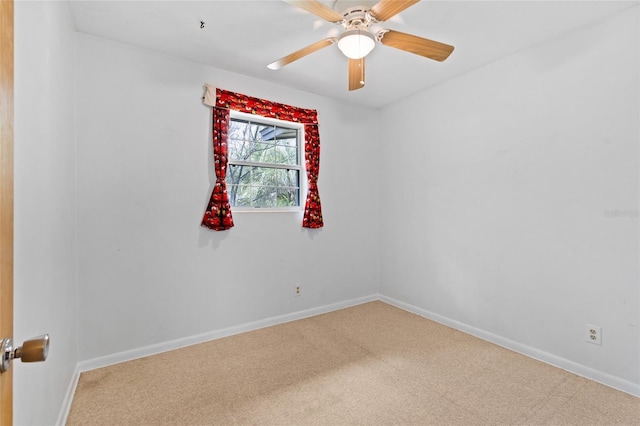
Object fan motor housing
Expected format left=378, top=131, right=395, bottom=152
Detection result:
left=341, top=7, right=371, bottom=30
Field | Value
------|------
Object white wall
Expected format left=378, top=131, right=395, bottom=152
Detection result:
left=14, top=1, right=78, bottom=425
left=379, top=6, right=639, bottom=390
left=74, top=34, right=380, bottom=361
left=12, top=2, right=639, bottom=424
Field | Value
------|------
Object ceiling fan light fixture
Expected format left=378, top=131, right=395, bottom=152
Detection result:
left=337, top=29, right=375, bottom=59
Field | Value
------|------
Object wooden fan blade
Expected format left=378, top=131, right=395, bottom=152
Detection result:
left=268, top=38, right=337, bottom=70
left=283, top=0, right=344, bottom=23
left=370, top=0, right=420, bottom=22
left=348, top=58, right=365, bottom=91
left=380, top=29, right=454, bottom=61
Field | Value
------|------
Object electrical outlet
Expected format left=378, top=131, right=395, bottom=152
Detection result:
left=586, top=324, right=602, bottom=345
left=294, top=285, right=301, bottom=297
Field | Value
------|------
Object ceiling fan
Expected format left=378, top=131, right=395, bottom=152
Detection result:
left=267, top=0, right=454, bottom=91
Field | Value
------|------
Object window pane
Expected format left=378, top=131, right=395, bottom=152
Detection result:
left=263, top=145, right=277, bottom=164
left=228, top=121, right=251, bottom=160
left=227, top=117, right=301, bottom=208
left=226, top=166, right=300, bottom=208
left=229, top=119, right=299, bottom=165
left=226, top=164, right=254, bottom=186
left=274, top=127, right=297, bottom=143
left=228, top=184, right=253, bottom=207
left=253, top=186, right=276, bottom=207
left=277, top=187, right=298, bottom=207
left=259, top=125, right=279, bottom=142
left=249, top=122, right=270, bottom=142
left=250, top=142, right=271, bottom=163
left=284, top=168, right=299, bottom=187
left=282, top=146, right=299, bottom=165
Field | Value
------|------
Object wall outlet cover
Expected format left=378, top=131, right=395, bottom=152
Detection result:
left=586, top=324, right=602, bottom=345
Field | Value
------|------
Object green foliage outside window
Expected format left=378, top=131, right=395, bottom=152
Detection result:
left=226, top=117, right=301, bottom=208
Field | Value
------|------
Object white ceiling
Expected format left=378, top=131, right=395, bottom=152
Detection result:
left=67, top=0, right=638, bottom=108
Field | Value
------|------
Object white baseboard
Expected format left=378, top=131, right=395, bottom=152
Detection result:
left=59, top=292, right=639, bottom=424
left=58, top=294, right=378, bottom=423
left=56, top=363, right=81, bottom=426
left=378, top=294, right=640, bottom=398
left=78, top=294, right=377, bottom=372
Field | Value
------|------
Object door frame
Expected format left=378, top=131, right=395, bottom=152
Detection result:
left=0, top=0, right=14, bottom=424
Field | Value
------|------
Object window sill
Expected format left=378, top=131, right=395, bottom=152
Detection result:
left=231, top=207, right=303, bottom=214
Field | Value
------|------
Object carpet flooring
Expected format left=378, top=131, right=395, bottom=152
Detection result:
left=67, top=301, right=640, bottom=425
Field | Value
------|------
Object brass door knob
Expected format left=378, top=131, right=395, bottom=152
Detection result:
left=0, top=334, right=49, bottom=373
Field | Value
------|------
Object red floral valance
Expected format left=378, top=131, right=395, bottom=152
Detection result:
left=215, top=89, right=319, bottom=125
left=201, top=87, right=324, bottom=230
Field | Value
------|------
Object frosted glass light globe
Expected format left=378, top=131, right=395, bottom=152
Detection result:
left=338, top=30, right=376, bottom=59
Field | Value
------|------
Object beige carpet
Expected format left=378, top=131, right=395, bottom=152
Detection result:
left=67, top=301, right=640, bottom=425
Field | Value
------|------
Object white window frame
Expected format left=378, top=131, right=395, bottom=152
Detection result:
left=227, top=110, right=306, bottom=213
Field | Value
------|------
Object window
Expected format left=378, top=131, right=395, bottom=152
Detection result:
left=201, top=87, right=323, bottom=231
left=226, top=112, right=304, bottom=209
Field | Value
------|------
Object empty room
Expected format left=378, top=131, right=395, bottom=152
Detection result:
left=1, top=0, right=639, bottom=424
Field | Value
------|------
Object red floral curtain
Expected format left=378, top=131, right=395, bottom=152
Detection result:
left=201, top=106, right=234, bottom=231
left=201, top=88, right=323, bottom=229
left=302, top=125, right=322, bottom=228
